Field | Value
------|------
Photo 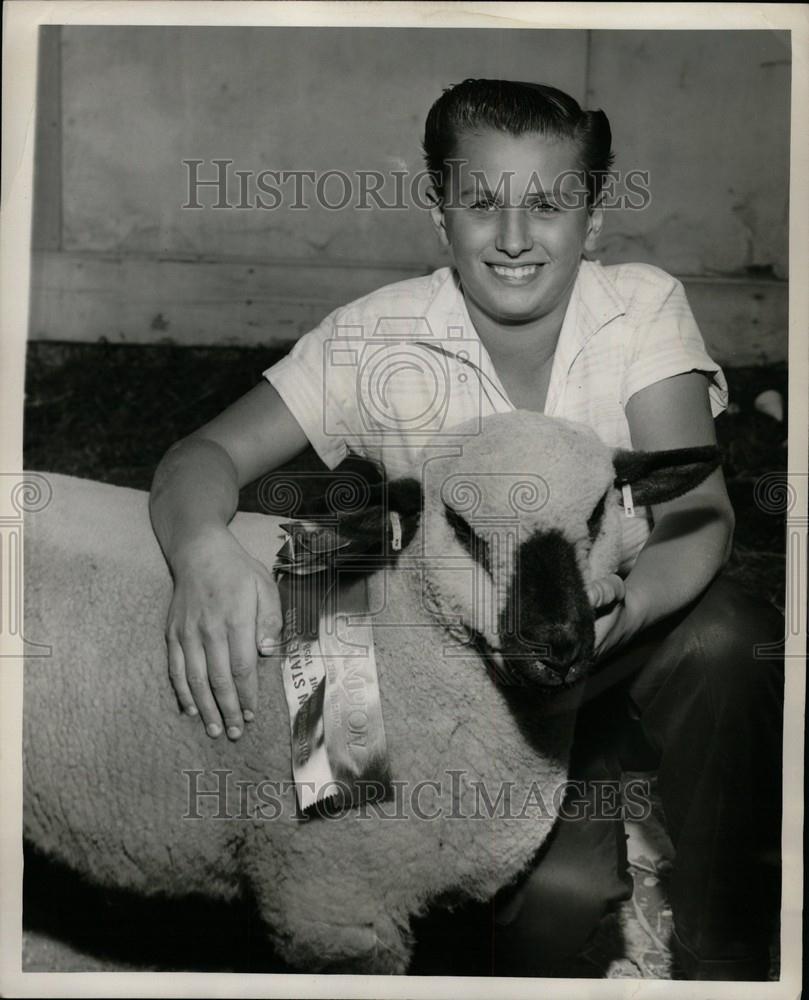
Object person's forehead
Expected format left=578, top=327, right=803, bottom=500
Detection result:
left=447, top=129, right=584, bottom=193
left=451, top=129, right=580, bottom=167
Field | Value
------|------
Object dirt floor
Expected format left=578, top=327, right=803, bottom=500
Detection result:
left=20, top=342, right=788, bottom=977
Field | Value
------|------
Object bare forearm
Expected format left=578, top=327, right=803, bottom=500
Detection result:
left=593, top=372, right=735, bottom=658
left=149, top=435, right=240, bottom=570
left=625, top=495, right=734, bottom=630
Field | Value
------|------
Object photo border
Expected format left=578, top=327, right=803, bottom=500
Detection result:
left=2, top=3, right=806, bottom=998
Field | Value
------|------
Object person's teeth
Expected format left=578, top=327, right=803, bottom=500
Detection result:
left=491, top=264, right=538, bottom=278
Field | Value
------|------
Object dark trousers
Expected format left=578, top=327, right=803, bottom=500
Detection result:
left=492, top=574, right=785, bottom=980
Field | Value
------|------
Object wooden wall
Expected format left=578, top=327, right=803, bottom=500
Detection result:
left=29, top=27, right=790, bottom=364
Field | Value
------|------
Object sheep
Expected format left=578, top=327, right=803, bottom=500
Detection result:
left=22, top=410, right=718, bottom=974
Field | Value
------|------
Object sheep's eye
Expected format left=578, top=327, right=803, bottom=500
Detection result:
left=444, top=504, right=492, bottom=575
left=587, top=491, right=608, bottom=543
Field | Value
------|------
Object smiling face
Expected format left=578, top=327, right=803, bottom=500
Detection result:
left=430, top=129, right=603, bottom=334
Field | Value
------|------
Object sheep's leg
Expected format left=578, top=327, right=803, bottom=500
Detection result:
left=249, top=875, right=413, bottom=974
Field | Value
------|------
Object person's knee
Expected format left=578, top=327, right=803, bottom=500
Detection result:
left=495, top=820, right=632, bottom=962
left=710, top=577, right=781, bottom=647
left=497, top=870, right=631, bottom=962
left=626, top=575, right=784, bottom=778
left=675, top=577, right=784, bottom=703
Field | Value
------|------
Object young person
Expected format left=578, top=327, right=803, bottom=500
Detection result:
left=150, top=80, right=784, bottom=980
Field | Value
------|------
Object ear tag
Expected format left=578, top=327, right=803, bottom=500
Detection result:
left=621, top=483, right=635, bottom=518
left=390, top=510, right=403, bottom=551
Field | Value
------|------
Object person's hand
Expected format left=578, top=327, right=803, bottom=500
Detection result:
left=165, top=525, right=283, bottom=740
left=587, top=573, right=643, bottom=661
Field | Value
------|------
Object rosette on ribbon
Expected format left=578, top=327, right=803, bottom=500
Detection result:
left=274, top=523, right=353, bottom=577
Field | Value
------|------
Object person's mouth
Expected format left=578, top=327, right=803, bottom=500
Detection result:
left=487, top=262, right=545, bottom=284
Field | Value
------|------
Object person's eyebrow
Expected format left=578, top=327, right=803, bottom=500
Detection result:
left=459, top=183, right=498, bottom=198
left=523, top=188, right=555, bottom=200
left=456, top=183, right=563, bottom=204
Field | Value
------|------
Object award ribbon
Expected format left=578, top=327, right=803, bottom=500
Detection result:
left=274, top=522, right=391, bottom=813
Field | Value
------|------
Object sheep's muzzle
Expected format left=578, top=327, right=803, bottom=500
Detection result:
left=498, top=529, right=595, bottom=688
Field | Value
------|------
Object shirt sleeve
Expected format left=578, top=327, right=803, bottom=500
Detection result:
left=263, top=311, right=355, bottom=470
left=620, top=275, right=728, bottom=418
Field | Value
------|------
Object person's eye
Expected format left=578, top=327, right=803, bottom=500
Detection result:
left=528, top=201, right=558, bottom=215
left=470, top=199, right=498, bottom=212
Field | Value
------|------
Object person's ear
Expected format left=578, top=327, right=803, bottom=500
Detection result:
left=428, top=186, right=450, bottom=248
left=583, top=200, right=604, bottom=253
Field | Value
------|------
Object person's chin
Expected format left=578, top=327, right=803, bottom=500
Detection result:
left=479, top=276, right=547, bottom=320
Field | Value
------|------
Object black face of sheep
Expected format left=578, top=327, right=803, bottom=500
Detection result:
left=324, top=413, right=720, bottom=691
left=444, top=443, right=720, bottom=687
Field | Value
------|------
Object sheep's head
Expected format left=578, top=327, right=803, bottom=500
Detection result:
left=330, top=411, right=720, bottom=692
left=416, top=413, right=621, bottom=687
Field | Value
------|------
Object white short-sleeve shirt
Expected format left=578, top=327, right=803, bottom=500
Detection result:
left=264, top=259, right=727, bottom=569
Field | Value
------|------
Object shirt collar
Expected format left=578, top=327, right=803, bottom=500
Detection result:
left=421, top=261, right=627, bottom=415
left=424, top=261, right=626, bottom=348
left=421, top=268, right=513, bottom=413
left=423, top=266, right=468, bottom=335
left=542, top=260, right=626, bottom=415
left=571, top=258, right=626, bottom=346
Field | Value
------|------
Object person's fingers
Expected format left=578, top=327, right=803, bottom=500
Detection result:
left=256, top=576, right=284, bottom=657
left=588, top=578, right=610, bottom=608
left=166, top=632, right=197, bottom=716
left=587, top=574, right=626, bottom=609
left=228, top=624, right=258, bottom=725
left=593, top=605, right=619, bottom=655
left=202, top=628, right=245, bottom=740
left=182, top=631, right=225, bottom=738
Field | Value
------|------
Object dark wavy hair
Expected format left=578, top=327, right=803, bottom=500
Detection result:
left=422, top=79, right=614, bottom=207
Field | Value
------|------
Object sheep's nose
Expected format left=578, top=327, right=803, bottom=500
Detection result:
left=542, top=640, right=583, bottom=680
left=539, top=627, right=588, bottom=679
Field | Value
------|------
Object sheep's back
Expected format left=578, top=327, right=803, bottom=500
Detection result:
left=22, top=473, right=575, bottom=972
left=22, top=474, right=291, bottom=898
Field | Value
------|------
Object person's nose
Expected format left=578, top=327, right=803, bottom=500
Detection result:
left=494, top=208, right=534, bottom=258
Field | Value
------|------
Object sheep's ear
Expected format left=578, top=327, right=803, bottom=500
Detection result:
left=387, top=477, right=424, bottom=520
left=329, top=477, right=423, bottom=556
left=612, top=445, right=721, bottom=506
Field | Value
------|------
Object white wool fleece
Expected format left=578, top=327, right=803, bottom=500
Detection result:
left=24, top=472, right=576, bottom=975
